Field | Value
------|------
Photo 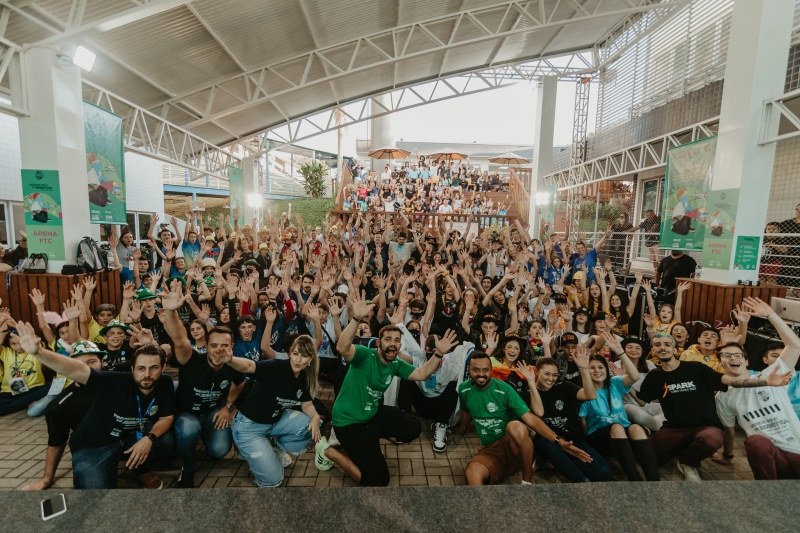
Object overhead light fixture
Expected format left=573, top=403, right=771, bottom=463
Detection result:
left=534, top=192, right=551, bottom=206
left=247, top=193, right=263, bottom=208
left=72, top=46, right=96, bottom=72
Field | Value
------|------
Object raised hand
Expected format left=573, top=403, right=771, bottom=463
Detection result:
left=63, top=298, right=82, bottom=321
left=765, top=365, right=793, bottom=387
left=123, top=281, right=136, bottom=300
left=602, top=331, right=622, bottom=353
left=29, top=288, right=46, bottom=308
left=83, top=276, right=97, bottom=293
left=732, top=304, right=751, bottom=326
left=305, top=302, right=321, bottom=322
left=13, top=322, right=41, bottom=356
left=160, top=282, right=186, bottom=311
left=741, top=296, right=773, bottom=318
left=635, top=271, right=643, bottom=284
left=573, top=343, right=590, bottom=369
left=130, top=325, right=155, bottom=348
left=677, top=281, right=691, bottom=294
left=350, top=290, right=376, bottom=321
left=516, top=361, right=537, bottom=384
left=642, top=279, right=652, bottom=292
left=128, top=300, right=142, bottom=322
left=719, top=324, right=741, bottom=344
left=327, top=297, right=343, bottom=317
left=434, top=329, right=459, bottom=355
left=642, top=313, right=654, bottom=327
left=264, top=306, right=278, bottom=323
left=541, top=328, right=554, bottom=346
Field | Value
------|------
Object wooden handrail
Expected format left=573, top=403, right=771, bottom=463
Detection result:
left=335, top=163, right=354, bottom=209
left=509, top=168, right=530, bottom=224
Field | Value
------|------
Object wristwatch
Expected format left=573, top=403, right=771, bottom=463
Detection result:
left=146, top=433, right=158, bottom=443
left=433, top=351, right=443, bottom=359
left=226, top=403, right=235, bottom=412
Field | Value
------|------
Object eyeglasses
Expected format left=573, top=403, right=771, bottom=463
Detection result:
left=718, top=352, right=745, bottom=359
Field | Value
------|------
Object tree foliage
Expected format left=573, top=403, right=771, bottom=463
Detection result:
left=298, top=160, right=329, bottom=198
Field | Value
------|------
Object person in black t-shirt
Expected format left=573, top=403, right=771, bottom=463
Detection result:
left=533, top=351, right=611, bottom=482
left=163, top=289, right=245, bottom=489
left=21, top=341, right=104, bottom=491
left=225, top=334, right=322, bottom=488
left=14, top=322, right=176, bottom=490
left=638, top=332, right=792, bottom=481
left=655, top=250, right=696, bottom=296
left=97, top=319, right=135, bottom=371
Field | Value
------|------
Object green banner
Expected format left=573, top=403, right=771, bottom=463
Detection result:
left=734, top=236, right=761, bottom=271
left=21, top=169, right=65, bottom=261
left=228, top=165, right=244, bottom=227
left=660, top=136, right=716, bottom=251
left=700, top=188, right=738, bottom=269
left=539, top=183, right=557, bottom=239
left=83, top=101, right=126, bottom=224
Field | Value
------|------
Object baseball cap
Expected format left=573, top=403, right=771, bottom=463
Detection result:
left=258, top=243, right=268, bottom=249
left=70, top=340, right=108, bottom=358
left=572, top=271, right=584, bottom=280
left=99, top=319, right=132, bottom=336
left=574, top=307, right=590, bottom=316
left=560, top=332, right=579, bottom=345
left=622, top=337, right=647, bottom=350
left=554, top=294, right=568, bottom=303
left=204, top=235, right=215, bottom=241
left=594, top=311, right=608, bottom=321
left=136, top=289, right=157, bottom=301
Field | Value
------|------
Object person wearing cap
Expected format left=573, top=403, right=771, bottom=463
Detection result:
left=13, top=321, right=176, bottom=489
left=122, top=286, right=166, bottom=348
left=255, top=243, right=271, bottom=286
left=614, top=336, right=664, bottom=432
left=554, top=332, right=583, bottom=386
left=578, top=333, right=660, bottom=481
left=161, top=284, right=246, bottom=488
left=21, top=340, right=106, bottom=490
left=569, top=307, right=591, bottom=344
left=568, top=225, right=612, bottom=284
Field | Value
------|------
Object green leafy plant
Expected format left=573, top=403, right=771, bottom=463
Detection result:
left=298, top=160, right=329, bottom=198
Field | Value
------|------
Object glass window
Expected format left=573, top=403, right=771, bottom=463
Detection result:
left=11, top=202, right=25, bottom=246
left=0, top=203, right=8, bottom=245
left=635, top=179, right=662, bottom=259
left=138, top=213, right=151, bottom=244
left=127, top=213, right=136, bottom=240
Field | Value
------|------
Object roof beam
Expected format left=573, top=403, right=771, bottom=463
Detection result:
left=186, top=4, right=247, bottom=71
left=165, top=0, right=683, bottom=130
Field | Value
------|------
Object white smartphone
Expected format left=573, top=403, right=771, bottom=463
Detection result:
left=41, top=494, right=67, bottom=521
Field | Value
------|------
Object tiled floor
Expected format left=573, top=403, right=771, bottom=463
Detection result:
left=0, top=379, right=755, bottom=490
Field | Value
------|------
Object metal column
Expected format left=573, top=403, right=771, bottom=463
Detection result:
left=567, top=76, right=591, bottom=240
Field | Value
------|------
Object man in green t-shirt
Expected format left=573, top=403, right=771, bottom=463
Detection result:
left=314, top=291, right=458, bottom=486
left=455, top=351, right=592, bottom=485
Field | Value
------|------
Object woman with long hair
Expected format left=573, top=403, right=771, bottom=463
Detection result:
left=611, top=337, right=664, bottom=432
left=490, top=335, right=544, bottom=415
left=606, top=271, right=642, bottom=337
left=579, top=334, right=660, bottom=481
left=570, top=307, right=591, bottom=344
left=228, top=334, right=322, bottom=488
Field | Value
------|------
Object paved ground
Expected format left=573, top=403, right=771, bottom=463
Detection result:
left=0, top=379, right=756, bottom=490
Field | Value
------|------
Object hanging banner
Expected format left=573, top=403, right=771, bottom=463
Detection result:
left=659, top=136, right=716, bottom=251
left=83, top=101, right=126, bottom=224
left=21, top=169, right=65, bottom=261
left=734, top=236, right=761, bottom=271
left=700, top=188, right=738, bottom=270
left=540, top=183, right=557, bottom=239
left=228, top=165, right=244, bottom=227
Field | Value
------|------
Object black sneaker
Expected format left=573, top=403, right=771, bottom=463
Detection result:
left=176, top=469, right=195, bottom=488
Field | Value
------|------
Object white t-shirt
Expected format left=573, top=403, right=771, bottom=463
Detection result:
left=438, top=204, right=453, bottom=214
left=389, top=241, right=413, bottom=263
left=716, top=359, right=800, bottom=455
left=614, top=359, right=657, bottom=405
left=306, top=316, right=337, bottom=358
left=528, top=296, right=556, bottom=318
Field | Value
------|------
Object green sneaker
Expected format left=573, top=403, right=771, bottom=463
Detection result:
left=315, top=437, right=334, bottom=471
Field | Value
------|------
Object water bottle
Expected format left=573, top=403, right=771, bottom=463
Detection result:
left=694, top=265, right=702, bottom=280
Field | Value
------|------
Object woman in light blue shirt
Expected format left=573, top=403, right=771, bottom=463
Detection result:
left=579, top=333, right=660, bottom=481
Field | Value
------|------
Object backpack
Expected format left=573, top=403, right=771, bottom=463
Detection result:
left=21, top=253, right=48, bottom=274
left=77, top=237, right=108, bottom=272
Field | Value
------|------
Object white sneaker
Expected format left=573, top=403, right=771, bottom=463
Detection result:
left=315, top=437, right=334, bottom=471
left=432, top=422, right=448, bottom=453
left=328, top=427, right=340, bottom=447
left=676, top=460, right=702, bottom=482
left=277, top=448, right=293, bottom=468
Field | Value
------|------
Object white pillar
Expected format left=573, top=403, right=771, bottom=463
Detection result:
left=703, top=0, right=794, bottom=284
left=530, top=76, right=557, bottom=235
left=14, top=47, right=92, bottom=272
left=242, top=155, right=258, bottom=224
left=370, top=93, right=394, bottom=173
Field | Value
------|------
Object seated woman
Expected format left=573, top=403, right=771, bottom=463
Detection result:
left=490, top=335, right=543, bottom=415
left=613, top=337, right=664, bottom=432
left=579, top=333, right=660, bottom=481
left=0, top=317, right=51, bottom=417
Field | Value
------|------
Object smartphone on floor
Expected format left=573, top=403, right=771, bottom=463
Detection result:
left=41, top=494, right=67, bottom=521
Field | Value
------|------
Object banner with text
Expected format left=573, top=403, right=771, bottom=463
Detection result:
left=700, top=188, right=739, bottom=270
left=659, top=136, right=716, bottom=251
left=21, top=169, right=65, bottom=260
left=228, top=165, right=244, bottom=227
left=83, top=101, right=126, bottom=224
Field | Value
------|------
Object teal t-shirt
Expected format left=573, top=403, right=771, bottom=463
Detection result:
left=458, top=378, right=530, bottom=446
left=332, top=344, right=415, bottom=426
left=578, top=375, right=631, bottom=434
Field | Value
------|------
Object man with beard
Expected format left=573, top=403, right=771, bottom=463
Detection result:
left=715, top=297, right=800, bottom=480
left=162, top=283, right=246, bottom=488
left=456, top=351, right=592, bottom=485
left=655, top=249, right=696, bottom=296
left=314, top=292, right=453, bottom=486
left=638, top=332, right=791, bottom=481
left=13, top=322, right=175, bottom=489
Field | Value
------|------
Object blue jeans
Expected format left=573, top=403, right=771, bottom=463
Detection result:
left=0, top=386, right=50, bottom=416
left=72, top=426, right=175, bottom=489
left=232, top=410, right=312, bottom=488
left=535, top=435, right=611, bottom=482
left=173, top=408, right=233, bottom=475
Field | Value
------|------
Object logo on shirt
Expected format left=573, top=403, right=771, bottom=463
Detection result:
left=664, top=381, right=696, bottom=395
left=757, top=390, right=771, bottom=403
left=555, top=400, right=564, bottom=411
left=296, top=389, right=302, bottom=399
left=741, top=403, right=782, bottom=422
left=219, top=380, right=230, bottom=390
left=487, top=402, right=497, bottom=413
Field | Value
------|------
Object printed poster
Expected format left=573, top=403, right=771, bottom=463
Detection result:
left=700, top=188, right=738, bottom=269
left=83, top=101, right=126, bottom=224
left=228, top=165, right=244, bottom=227
left=733, top=236, right=760, bottom=271
left=21, top=169, right=65, bottom=261
left=659, top=136, right=716, bottom=251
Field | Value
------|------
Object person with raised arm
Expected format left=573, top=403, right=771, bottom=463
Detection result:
left=715, top=297, right=800, bottom=480
left=314, top=290, right=456, bottom=486
left=638, top=331, right=792, bottom=481
left=12, top=322, right=175, bottom=489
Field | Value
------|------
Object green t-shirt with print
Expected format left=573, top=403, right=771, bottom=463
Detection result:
left=332, top=344, right=415, bottom=427
left=458, top=378, right=530, bottom=446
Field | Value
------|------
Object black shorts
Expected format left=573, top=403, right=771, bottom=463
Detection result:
left=334, top=404, right=421, bottom=486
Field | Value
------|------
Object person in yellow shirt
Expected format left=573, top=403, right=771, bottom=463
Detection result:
left=680, top=320, right=749, bottom=374
left=87, top=303, right=117, bottom=345
left=0, top=326, right=49, bottom=416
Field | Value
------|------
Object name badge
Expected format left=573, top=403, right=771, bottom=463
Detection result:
left=48, top=377, right=67, bottom=396
left=425, top=373, right=438, bottom=390
left=8, top=377, right=29, bottom=395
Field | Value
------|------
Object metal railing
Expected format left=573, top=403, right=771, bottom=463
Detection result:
left=760, top=232, right=800, bottom=299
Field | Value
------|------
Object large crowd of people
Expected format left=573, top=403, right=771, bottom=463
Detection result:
left=1, top=195, right=800, bottom=491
